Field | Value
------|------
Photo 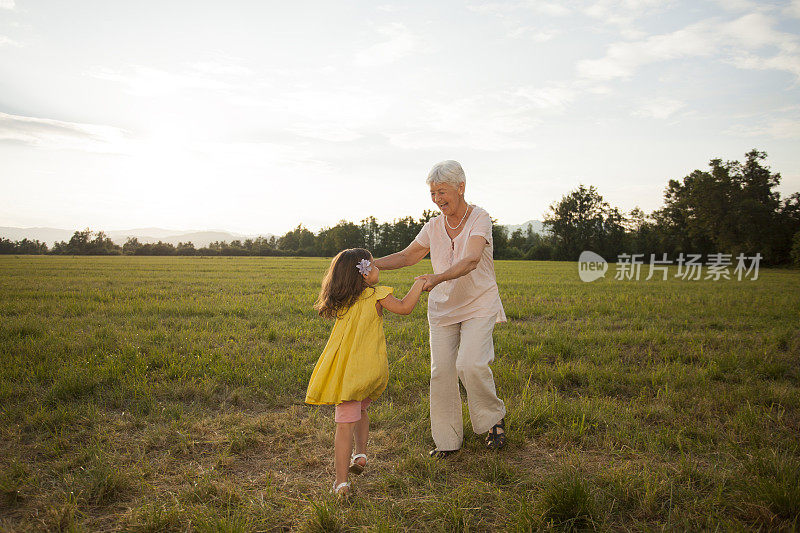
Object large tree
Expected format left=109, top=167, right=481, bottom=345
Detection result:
left=544, top=184, right=625, bottom=260
left=277, top=225, right=317, bottom=255
left=317, top=221, right=364, bottom=256
left=53, top=229, right=121, bottom=255
left=653, top=149, right=789, bottom=263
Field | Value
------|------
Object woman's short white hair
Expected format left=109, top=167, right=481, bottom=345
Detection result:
left=426, top=160, right=466, bottom=187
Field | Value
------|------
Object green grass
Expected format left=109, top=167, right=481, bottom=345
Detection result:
left=0, top=255, right=799, bottom=531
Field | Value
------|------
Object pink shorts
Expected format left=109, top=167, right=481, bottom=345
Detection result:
left=334, top=398, right=373, bottom=423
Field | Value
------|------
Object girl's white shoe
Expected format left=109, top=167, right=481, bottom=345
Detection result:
left=331, top=481, right=351, bottom=497
left=349, top=453, right=367, bottom=475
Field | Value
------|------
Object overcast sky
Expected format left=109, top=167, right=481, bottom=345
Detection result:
left=1, top=0, right=799, bottom=235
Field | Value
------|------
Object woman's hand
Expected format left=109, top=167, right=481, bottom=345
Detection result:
left=414, top=274, right=440, bottom=292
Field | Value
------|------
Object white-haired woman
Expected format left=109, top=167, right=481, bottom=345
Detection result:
left=373, top=160, right=507, bottom=458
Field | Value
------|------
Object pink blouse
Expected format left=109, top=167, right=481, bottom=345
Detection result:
left=414, top=204, right=507, bottom=327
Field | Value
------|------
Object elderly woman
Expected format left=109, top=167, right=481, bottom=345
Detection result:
left=373, top=160, right=507, bottom=458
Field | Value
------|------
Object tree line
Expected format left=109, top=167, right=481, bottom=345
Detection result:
left=0, top=211, right=439, bottom=259
left=538, top=149, right=800, bottom=266
left=2, top=150, right=799, bottom=265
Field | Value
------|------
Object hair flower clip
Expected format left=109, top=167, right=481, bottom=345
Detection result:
left=356, top=258, right=372, bottom=275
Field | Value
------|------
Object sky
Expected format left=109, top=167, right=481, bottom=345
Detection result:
left=1, top=0, right=799, bottom=235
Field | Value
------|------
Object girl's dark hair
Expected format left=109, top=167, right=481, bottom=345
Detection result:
left=314, top=248, right=374, bottom=319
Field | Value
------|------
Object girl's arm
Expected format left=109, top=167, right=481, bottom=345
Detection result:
left=378, top=278, right=426, bottom=315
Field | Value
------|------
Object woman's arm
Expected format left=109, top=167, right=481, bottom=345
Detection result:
left=373, top=240, right=429, bottom=271
left=378, top=278, right=426, bottom=315
left=419, top=235, right=486, bottom=291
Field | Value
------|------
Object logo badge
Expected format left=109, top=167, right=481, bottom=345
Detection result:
left=578, top=251, right=607, bottom=282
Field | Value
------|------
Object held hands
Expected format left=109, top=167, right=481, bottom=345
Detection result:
left=414, top=273, right=440, bottom=292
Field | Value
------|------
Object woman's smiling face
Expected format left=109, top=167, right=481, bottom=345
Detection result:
left=429, top=181, right=465, bottom=216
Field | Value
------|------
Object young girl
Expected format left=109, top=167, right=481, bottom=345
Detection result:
left=306, top=248, right=426, bottom=497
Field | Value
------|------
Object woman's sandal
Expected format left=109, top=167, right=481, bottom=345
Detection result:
left=349, top=453, right=367, bottom=475
left=485, top=417, right=507, bottom=450
left=429, top=448, right=460, bottom=460
left=331, top=481, right=351, bottom=499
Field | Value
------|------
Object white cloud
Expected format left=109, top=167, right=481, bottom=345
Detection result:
left=468, top=1, right=569, bottom=17
left=0, top=0, right=15, bottom=10
left=712, top=0, right=761, bottom=12
left=581, top=0, right=672, bottom=33
left=633, top=97, right=685, bottom=119
left=730, top=51, right=800, bottom=80
left=725, top=118, right=800, bottom=139
left=0, top=112, right=129, bottom=153
left=190, top=60, right=253, bottom=78
left=466, top=2, right=503, bottom=15
left=577, top=12, right=800, bottom=81
left=577, top=19, right=717, bottom=80
left=522, top=0, right=570, bottom=16
left=88, top=64, right=249, bottom=97
left=713, top=12, right=800, bottom=79
left=722, top=12, right=788, bottom=48
left=514, top=83, right=577, bottom=110
left=354, top=23, right=419, bottom=67
left=787, top=0, right=800, bottom=18
left=0, top=35, right=20, bottom=47
left=585, top=84, right=613, bottom=95
left=386, top=93, right=540, bottom=150
left=270, top=86, right=390, bottom=141
left=376, top=4, right=405, bottom=12
left=87, top=57, right=393, bottom=144
left=467, top=2, right=567, bottom=43
left=130, top=138, right=334, bottom=180
left=508, top=27, right=560, bottom=41
left=288, top=123, right=362, bottom=143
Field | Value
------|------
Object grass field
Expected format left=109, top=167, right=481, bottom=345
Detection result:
left=0, top=255, right=798, bottom=531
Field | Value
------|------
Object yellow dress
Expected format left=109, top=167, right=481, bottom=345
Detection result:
left=305, top=285, right=394, bottom=405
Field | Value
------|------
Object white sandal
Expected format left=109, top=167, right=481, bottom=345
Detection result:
left=331, top=481, right=350, bottom=497
left=349, top=453, right=367, bottom=475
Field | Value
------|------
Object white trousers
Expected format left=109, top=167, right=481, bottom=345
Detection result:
left=429, top=314, right=506, bottom=451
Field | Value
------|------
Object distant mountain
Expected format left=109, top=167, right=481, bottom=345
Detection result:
left=0, top=227, right=75, bottom=246
left=105, top=227, right=186, bottom=240
left=2, top=221, right=548, bottom=248
left=502, top=220, right=549, bottom=235
left=0, top=227, right=276, bottom=248
left=139, top=231, right=276, bottom=248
